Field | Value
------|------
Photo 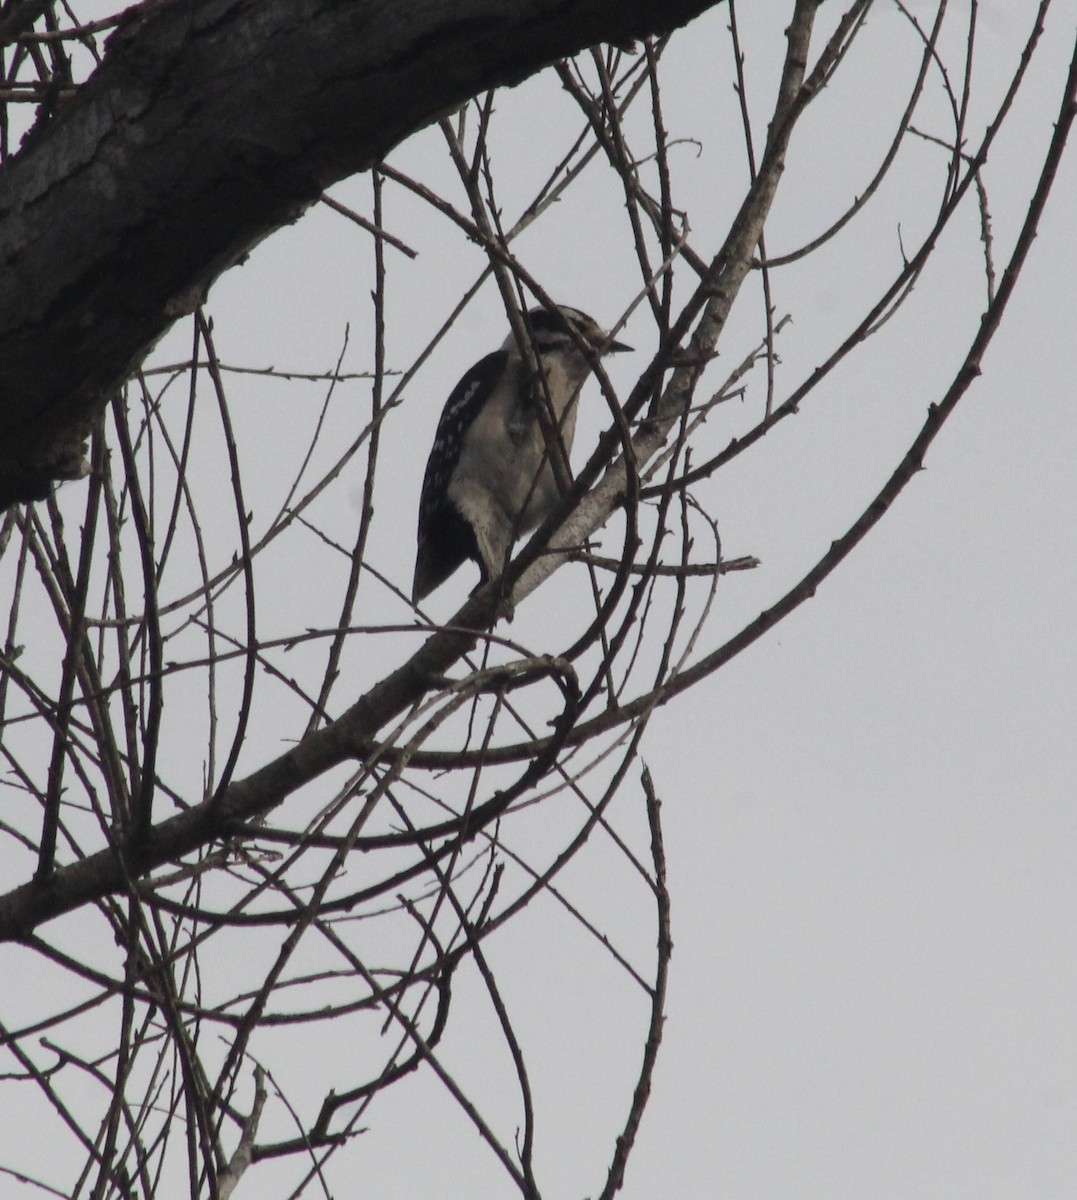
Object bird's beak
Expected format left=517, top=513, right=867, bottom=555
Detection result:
left=604, top=336, right=633, bottom=354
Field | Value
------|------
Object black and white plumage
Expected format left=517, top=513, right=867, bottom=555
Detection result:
left=412, top=305, right=631, bottom=602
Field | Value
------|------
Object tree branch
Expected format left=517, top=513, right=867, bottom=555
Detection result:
left=0, top=0, right=722, bottom=508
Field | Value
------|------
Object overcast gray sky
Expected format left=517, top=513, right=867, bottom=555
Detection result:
left=3, top=2, right=1075, bottom=1197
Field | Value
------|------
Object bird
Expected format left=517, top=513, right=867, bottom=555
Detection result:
left=412, top=305, right=631, bottom=603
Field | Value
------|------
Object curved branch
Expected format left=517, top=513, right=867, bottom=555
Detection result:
left=0, top=0, right=722, bottom=507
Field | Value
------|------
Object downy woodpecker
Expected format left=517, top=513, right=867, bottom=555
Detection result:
left=412, top=305, right=630, bottom=602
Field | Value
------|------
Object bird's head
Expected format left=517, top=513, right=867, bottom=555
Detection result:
left=502, top=305, right=632, bottom=359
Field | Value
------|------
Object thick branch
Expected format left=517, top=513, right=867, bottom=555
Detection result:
left=0, top=0, right=720, bottom=507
